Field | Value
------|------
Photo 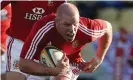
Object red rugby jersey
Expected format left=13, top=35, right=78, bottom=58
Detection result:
left=20, top=13, right=107, bottom=62
left=1, top=1, right=66, bottom=41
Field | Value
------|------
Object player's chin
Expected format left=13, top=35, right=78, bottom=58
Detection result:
left=68, top=39, right=74, bottom=42
left=65, top=38, right=73, bottom=42
left=67, top=37, right=75, bottom=42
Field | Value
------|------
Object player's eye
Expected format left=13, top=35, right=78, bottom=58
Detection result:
left=74, top=23, right=79, bottom=27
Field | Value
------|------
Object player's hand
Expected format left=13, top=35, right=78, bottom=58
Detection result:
left=82, top=57, right=103, bottom=72
left=56, top=54, right=70, bottom=75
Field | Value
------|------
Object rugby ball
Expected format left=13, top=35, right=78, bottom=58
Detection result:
left=40, top=46, right=64, bottom=67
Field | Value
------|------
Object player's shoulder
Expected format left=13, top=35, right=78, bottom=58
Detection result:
left=79, top=17, right=106, bottom=26
left=79, top=17, right=91, bottom=28
left=80, top=17, right=91, bottom=24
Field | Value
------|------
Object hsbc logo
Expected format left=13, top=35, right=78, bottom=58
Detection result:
left=24, top=7, right=45, bottom=20
left=32, top=7, right=45, bottom=14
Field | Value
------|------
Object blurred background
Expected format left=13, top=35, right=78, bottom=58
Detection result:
left=68, top=1, right=133, bottom=80
left=1, top=1, right=133, bottom=80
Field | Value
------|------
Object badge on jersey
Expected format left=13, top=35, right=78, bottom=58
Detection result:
left=47, top=41, right=52, bottom=46
left=72, top=40, right=79, bottom=48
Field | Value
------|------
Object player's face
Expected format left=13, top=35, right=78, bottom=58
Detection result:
left=56, top=14, right=79, bottom=42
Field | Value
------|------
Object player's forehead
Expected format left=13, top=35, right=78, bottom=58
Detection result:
left=60, top=15, right=79, bottom=23
left=61, top=19, right=79, bottom=25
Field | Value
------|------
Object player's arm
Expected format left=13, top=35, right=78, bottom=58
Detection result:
left=19, top=55, right=69, bottom=76
left=1, top=1, right=10, bottom=9
left=19, top=58, right=57, bottom=76
left=95, top=20, right=112, bottom=60
left=19, top=17, right=69, bottom=76
left=82, top=19, right=112, bottom=72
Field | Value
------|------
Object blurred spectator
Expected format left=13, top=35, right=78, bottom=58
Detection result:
left=128, top=33, right=133, bottom=44
left=127, top=45, right=133, bottom=68
left=74, top=1, right=133, bottom=80
left=91, top=27, right=133, bottom=80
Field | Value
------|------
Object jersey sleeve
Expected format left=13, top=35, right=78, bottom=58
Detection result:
left=80, top=17, right=107, bottom=41
left=20, top=15, right=54, bottom=60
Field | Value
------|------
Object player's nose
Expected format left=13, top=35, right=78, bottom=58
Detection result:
left=69, top=25, right=75, bottom=33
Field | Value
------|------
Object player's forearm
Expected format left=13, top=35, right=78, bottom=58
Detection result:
left=96, top=21, right=112, bottom=60
left=19, top=58, right=59, bottom=76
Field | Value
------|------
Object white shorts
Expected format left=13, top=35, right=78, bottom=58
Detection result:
left=6, top=36, right=24, bottom=72
left=6, top=36, right=48, bottom=80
